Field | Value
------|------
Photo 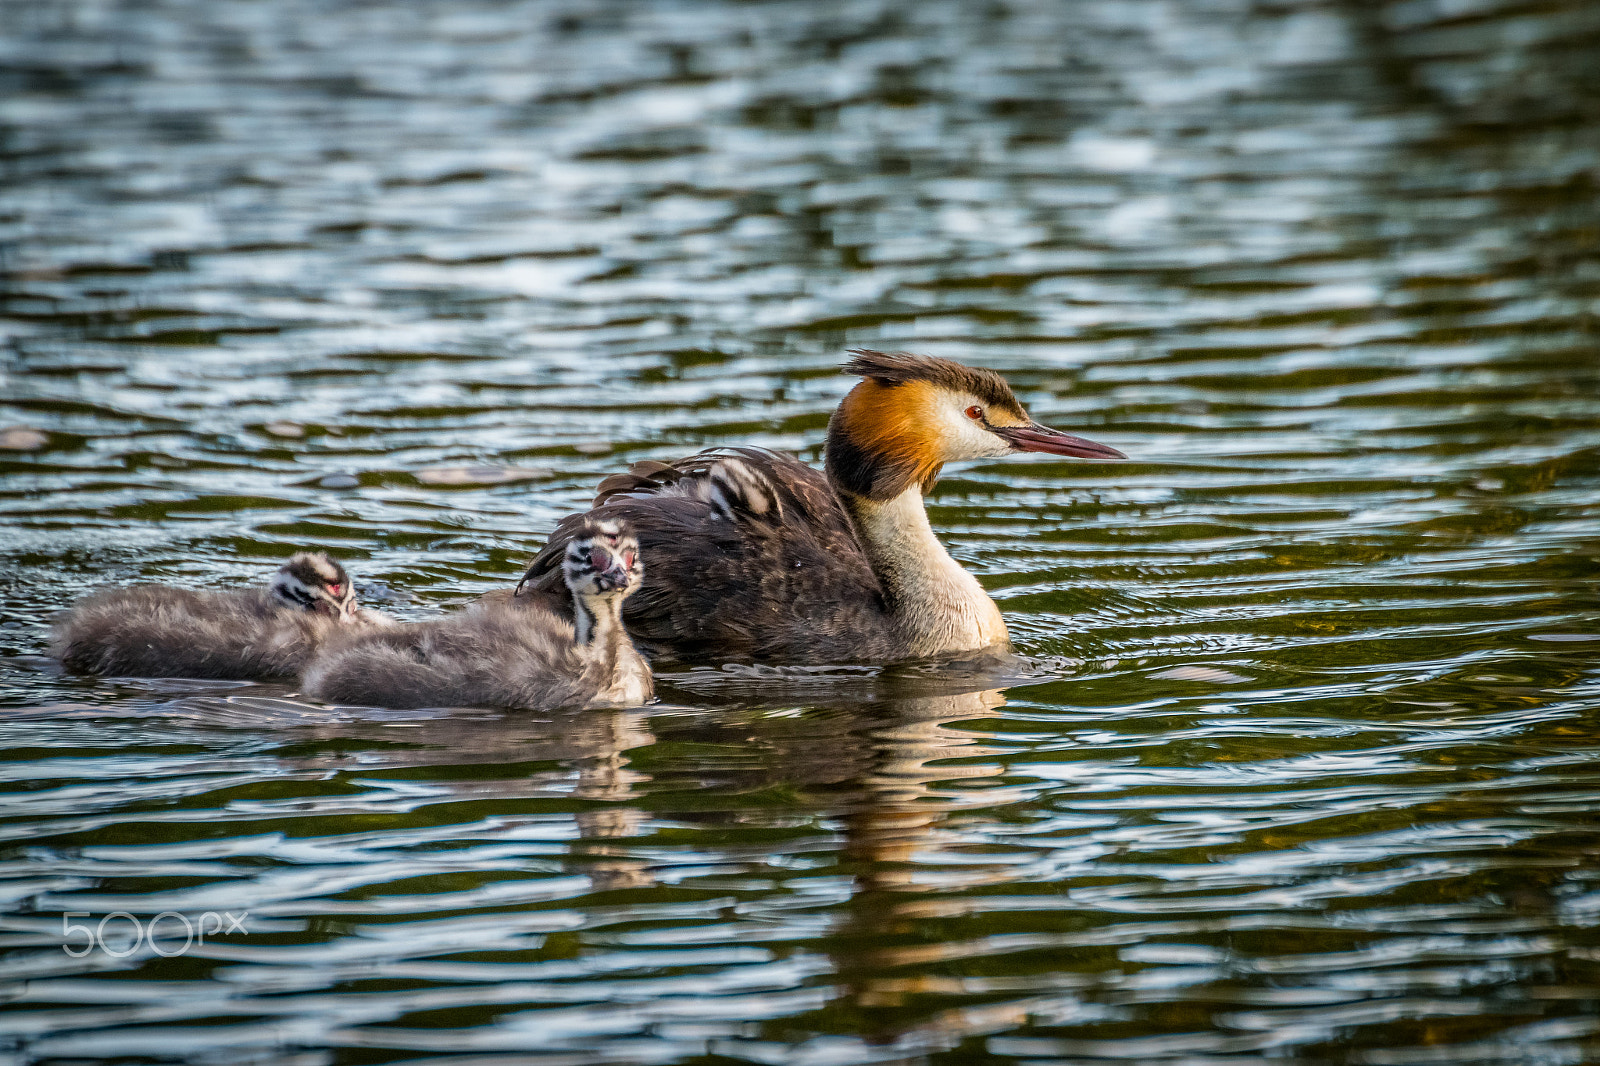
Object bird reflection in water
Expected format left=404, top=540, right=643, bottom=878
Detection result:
left=163, top=679, right=1035, bottom=1056
left=568, top=709, right=656, bottom=892
left=158, top=694, right=661, bottom=894
left=810, top=684, right=1047, bottom=1057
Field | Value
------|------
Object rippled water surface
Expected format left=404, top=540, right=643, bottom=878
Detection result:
left=4, top=0, right=1600, bottom=1062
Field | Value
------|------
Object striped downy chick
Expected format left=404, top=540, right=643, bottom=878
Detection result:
left=51, top=552, right=377, bottom=681
left=301, top=519, right=652, bottom=710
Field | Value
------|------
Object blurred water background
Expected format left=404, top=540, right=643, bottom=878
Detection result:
left=3, top=0, right=1600, bottom=1062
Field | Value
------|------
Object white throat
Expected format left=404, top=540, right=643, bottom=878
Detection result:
left=572, top=591, right=652, bottom=706
left=572, top=593, right=616, bottom=649
left=846, top=486, right=1009, bottom=656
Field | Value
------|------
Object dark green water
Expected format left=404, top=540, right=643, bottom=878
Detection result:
left=3, top=1, right=1600, bottom=1062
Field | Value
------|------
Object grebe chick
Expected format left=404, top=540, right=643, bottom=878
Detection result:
left=302, top=519, right=652, bottom=710
left=52, top=552, right=374, bottom=680
left=516, top=350, right=1126, bottom=665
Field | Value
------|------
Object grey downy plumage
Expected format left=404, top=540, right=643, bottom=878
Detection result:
left=301, top=518, right=652, bottom=710
left=52, top=552, right=377, bottom=681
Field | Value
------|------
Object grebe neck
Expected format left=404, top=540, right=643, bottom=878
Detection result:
left=838, top=484, right=1009, bottom=657
left=573, top=595, right=617, bottom=653
left=572, top=593, right=652, bottom=705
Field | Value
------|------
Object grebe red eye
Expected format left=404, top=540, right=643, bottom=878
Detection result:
left=326, top=583, right=341, bottom=595
left=965, top=405, right=983, bottom=420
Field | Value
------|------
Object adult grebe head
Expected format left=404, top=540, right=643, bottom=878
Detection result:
left=825, top=349, right=1125, bottom=501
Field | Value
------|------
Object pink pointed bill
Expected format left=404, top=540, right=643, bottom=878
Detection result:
left=996, top=423, right=1125, bottom=460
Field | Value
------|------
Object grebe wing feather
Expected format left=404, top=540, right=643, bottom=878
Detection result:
left=516, top=447, right=894, bottom=663
left=592, top=446, right=848, bottom=530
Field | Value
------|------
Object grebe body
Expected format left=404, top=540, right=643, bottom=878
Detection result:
left=517, top=351, right=1123, bottom=664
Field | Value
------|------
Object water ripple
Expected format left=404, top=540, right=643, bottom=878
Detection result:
left=5, top=0, right=1600, bottom=1062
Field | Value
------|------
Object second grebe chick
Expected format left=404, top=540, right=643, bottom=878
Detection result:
left=301, top=519, right=652, bottom=710
left=516, top=350, right=1125, bottom=665
left=52, top=552, right=374, bottom=680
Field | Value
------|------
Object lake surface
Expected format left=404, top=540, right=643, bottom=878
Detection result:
left=3, top=0, right=1599, bottom=1062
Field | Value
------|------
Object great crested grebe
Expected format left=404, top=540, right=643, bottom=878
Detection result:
left=516, top=350, right=1125, bottom=664
left=52, top=552, right=378, bottom=680
left=302, top=518, right=652, bottom=710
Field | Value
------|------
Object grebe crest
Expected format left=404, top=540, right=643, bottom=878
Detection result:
left=269, top=552, right=359, bottom=622
left=827, top=349, right=1124, bottom=501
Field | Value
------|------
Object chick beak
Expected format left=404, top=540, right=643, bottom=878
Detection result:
left=993, top=422, right=1125, bottom=460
